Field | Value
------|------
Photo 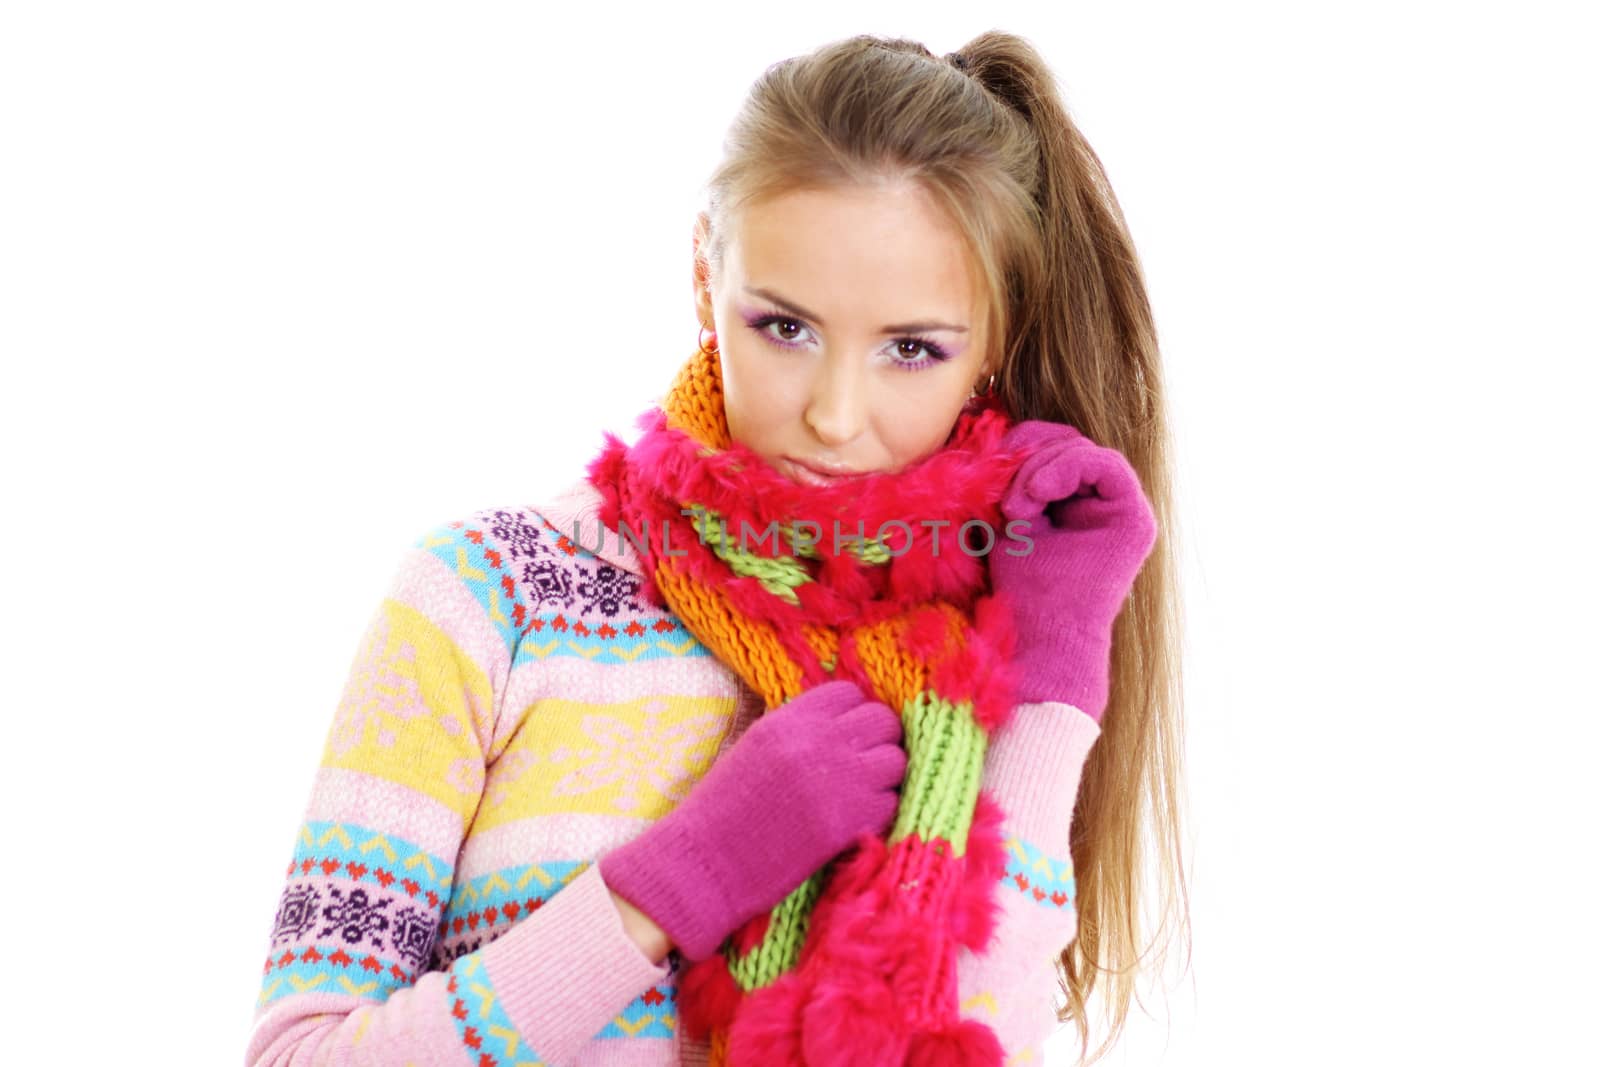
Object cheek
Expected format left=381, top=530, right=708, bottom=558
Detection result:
left=881, top=389, right=969, bottom=465
left=720, top=350, right=778, bottom=445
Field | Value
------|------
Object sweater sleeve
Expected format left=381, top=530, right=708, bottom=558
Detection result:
left=956, top=699, right=1102, bottom=1062
left=244, top=514, right=670, bottom=1067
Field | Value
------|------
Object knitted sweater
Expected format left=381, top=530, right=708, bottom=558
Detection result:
left=244, top=473, right=1102, bottom=1067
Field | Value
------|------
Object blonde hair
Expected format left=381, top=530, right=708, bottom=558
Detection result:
left=693, top=31, right=1191, bottom=1065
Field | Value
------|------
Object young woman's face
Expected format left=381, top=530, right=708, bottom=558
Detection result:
left=693, top=182, right=992, bottom=487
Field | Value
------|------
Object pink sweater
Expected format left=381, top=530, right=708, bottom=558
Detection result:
left=245, top=475, right=1101, bottom=1066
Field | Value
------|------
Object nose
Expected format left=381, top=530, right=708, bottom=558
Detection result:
left=804, top=356, right=868, bottom=448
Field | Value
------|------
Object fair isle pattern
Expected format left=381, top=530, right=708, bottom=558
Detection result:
left=258, top=944, right=418, bottom=1010
left=442, top=957, right=679, bottom=1063
left=447, top=953, right=552, bottom=1067
left=431, top=860, right=587, bottom=967
left=1003, top=836, right=1078, bottom=911
left=286, top=820, right=455, bottom=910
left=321, top=595, right=493, bottom=817
left=518, top=515, right=709, bottom=667
left=434, top=859, right=685, bottom=1040
left=259, top=819, right=454, bottom=1009
left=594, top=979, right=678, bottom=1039
left=467, top=695, right=734, bottom=831
left=416, top=519, right=524, bottom=658
left=516, top=611, right=709, bottom=667
left=436, top=507, right=718, bottom=1051
left=423, top=507, right=711, bottom=669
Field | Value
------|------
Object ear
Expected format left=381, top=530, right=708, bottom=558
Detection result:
left=691, top=211, right=715, bottom=329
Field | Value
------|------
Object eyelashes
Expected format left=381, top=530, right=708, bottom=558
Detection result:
left=745, top=313, right=954, bottom=371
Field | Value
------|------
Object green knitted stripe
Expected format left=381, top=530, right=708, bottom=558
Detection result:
left=726, top=869, right=825, bottom=990
left=684, top=502, right=897, bottom=605
left=724, top=692, right=988, bottom=994
left=684, top=502, right=812, bottom=605
left=790, top=526, right=894, bottom=566
left=890, top=690, right=989, bottom=855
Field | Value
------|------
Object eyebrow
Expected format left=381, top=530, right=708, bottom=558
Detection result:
left=744, top=286, right=969, bottom=334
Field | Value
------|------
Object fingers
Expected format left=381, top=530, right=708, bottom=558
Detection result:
left=1081, top=447, right=1141, bottom=503
left=999, top=475, right=1046, bottom=525
left=783, top=678, right=865, bottom=717
left=1002, top=436, right=1096, bottom=523
left=1021, top=446, right=1091, bottom=512
left=1043, top=447, right=1133, bottom=515
left=1000, top=419, right=1086, bottom=454
left=1005, top=448, right=1157, bottom=568
left=857, top=739, right=908, bottom=790
left=999, top=421, right=1089, bottom=522
left=834, top=699, right=903, bottom=747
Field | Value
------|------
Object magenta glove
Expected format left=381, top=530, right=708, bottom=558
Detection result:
left=598, top=679, right=906, bottom=961
left=991, top=420, right=1159, bottom=721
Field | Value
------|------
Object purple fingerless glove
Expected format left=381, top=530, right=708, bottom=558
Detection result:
left=598, top=679, right=906, bottom=961
left=991, top=420, right=1159, bottom=722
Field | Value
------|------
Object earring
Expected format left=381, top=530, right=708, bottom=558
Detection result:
left=698, top=325, right=719, bottom=356
left=971, top=373, right=996, bottom=397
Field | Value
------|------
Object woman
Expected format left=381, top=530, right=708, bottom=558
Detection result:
left=246, top=30, right=1186, bottom=1067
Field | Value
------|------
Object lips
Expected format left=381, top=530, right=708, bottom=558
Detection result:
left=783, top=457, right=869, bottom=486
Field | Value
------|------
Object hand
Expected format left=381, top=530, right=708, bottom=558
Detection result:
left=991, top=420, right=1158, bottom=720
left=598, top=679, right=906, bottom=960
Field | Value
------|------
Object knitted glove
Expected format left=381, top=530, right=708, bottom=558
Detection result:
left=991, top=420, right=1159, bottom=721
left=598, top=679, right=907, bottom=961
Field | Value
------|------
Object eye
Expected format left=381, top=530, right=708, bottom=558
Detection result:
left=889, top=342, right=947, bottom=371
left=887, top=337, right=953, bottom=371
left=750, top=314, right=813, bottom=348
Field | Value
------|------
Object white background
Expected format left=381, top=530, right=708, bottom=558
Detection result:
left=4, top=2, right=1595, bottom=1064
